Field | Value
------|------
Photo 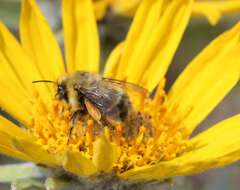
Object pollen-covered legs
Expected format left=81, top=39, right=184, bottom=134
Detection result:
left=68, top=109, right=87, bottom=144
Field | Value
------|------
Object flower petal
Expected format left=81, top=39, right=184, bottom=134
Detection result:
left=20, top=0, right=65, bottom=81
left=92, top=134, right=118, bottom=173
left=11, top=138, right=60, bottom=166
left=0, top=131, right=33, bottom=162
left=0, top=80, right=31, bottom=126
left=120, top=114, right=240, bottom=180
left=188, top=114, right=240, bottom=152
left=104, top=42, right=125, bottom=78
left=115, top=0, right=162, bottom=83
left=167, top=22, right=240, bottom=133
left=110, top=0, right=141, bottom=17
left=192, top=1, right=240, bottom=26
left=0, top=22, right=51, bottom=125
left=0, top=116, right=34, bottom=141
left=62, top=0, right=100, bottom=73
left=93, top=0, right=108, bottom=20
left=0, top=116, right=36, bottom=161
left=115, top=0, right=193, bottom=91
left=63, top=151, right=97, bottom=177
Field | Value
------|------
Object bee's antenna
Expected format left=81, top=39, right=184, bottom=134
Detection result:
left=32, top=80, right=56, bottom=84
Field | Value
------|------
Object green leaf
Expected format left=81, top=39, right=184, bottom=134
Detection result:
left=0, top=163, right=45, bottom=183
left=45, top=177, right=73, bottom=190
left=11, top=178, right=44, bottom=190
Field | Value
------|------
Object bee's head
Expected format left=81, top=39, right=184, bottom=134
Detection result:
left=55, top=76, right=69, bottom=103
left=32, top=76, right=69, bottom=103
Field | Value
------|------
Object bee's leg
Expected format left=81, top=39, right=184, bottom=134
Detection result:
left=99, top=116, right=115, bottom=130
left=68, top=110, right=86, bottom=144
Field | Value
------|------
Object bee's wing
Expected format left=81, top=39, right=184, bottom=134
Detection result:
left=102, top=78, right=148, bottom=110
left=78, top=87, right=120, bottom=116
left=102, top=78, right=148, bottom=97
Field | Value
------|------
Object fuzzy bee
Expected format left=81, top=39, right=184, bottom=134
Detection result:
left=33, top=71, right=148, bottom=143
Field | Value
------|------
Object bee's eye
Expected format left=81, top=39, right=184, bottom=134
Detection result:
left=56, top=84, right=68, bottom=102
left=57, top=85, right=63, bottom=92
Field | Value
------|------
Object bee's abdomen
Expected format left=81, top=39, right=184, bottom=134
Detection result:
left=103, top=93, right=131, bottom=122
left=117, top=94, right=130, bottom=121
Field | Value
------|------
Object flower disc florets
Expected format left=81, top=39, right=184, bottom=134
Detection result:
left=30, top=79, right=189, bottom=174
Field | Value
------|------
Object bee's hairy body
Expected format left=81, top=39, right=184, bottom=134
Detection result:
left=33, top=71, right=151, bottom=143
left=56, top=71, right=132, bottom=131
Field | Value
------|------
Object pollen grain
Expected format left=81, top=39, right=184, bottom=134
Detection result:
left=30, top=80, right=190, bottom=174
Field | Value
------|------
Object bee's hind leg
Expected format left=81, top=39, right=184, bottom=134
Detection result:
left=68, top=110, right=87, bottom=144
left=99, top=116, right=115, bottom=130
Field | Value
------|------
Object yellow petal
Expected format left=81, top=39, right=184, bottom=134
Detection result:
left=0, top=117, right=36, bottom=161
left=0, top=116, right=34, bottom=141
left=189, top=114, right=240, bottom=151
left=0, top=144, right=32, bottom=162
left=93, top=0, right=108, bottom=20
left=92, top=134, right=118, bottom=173
left=110, top=0, right=141, bottom=17
left=0, top=131, right=33, bottom=162
left=62, top=0, right=100, bottom=73
left=20, top=0, right=65, bottom=81
left=116, top=0, right=193, bottom=92
left=121, top=115, right=240, bottom=180
left=167, top=22, right=240, bottom=133
left=63, top=151, right=97, bottom=177
left=0, top=22, right=44, bottom=95
left=115, top=0, right=162, bottom=82
left=193, top=1, right=240, bottom=26
left=0, top=79, right=31, bottom=126
left=11, top=138, right=60, bottom=167
left=0, top=22, right=51, bottom=125
left=104, top=42, right=125, bottom=78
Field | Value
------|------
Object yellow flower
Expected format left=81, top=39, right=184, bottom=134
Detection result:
left=93, top=0, right=141, bottom=19
left=94, top=0, right=240, bottom=25
left=0, top=0, right=240, bottom=183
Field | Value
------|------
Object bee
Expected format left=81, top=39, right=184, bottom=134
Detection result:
left=33, top=71, right=148, bottom=143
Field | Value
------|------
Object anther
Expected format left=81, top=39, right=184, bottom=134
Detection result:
left=115, top=125, right=122, bottom=146
left=87, top=120, right=94, bottom=156
left=105, top=127, right=110, bottom=139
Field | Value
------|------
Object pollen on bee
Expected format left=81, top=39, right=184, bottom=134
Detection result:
left=30, top=80, right=191, bottom=174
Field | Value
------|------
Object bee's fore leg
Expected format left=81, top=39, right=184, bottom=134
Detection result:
left=68, top=110, right=86, bottom=144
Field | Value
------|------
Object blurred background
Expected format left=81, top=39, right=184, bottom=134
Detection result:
left=0, top=0, right=240, bottom=189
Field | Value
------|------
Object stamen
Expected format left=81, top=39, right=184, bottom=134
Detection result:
left=129, top=126, right=146, bottom=155
left=153, top=78, right=166, bottom=106
left=38, top=97, right=49, bottom=114
left=31, top=83, right=190, bottom=174
left=107, top=0, right=114, bottom=4
left=135, top=126, right=145, bottom=147
left=151, top=131, right=167, bottom=156
left=115, top=125, right=122, bottom=146
left=86, top=120, right=94, bottom=156
left=104, top=127, right=110, bottom=139
left=53, top=100, right=60, bottom=116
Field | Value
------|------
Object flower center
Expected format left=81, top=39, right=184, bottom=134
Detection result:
left=30, top=79, right=190, bottom=173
